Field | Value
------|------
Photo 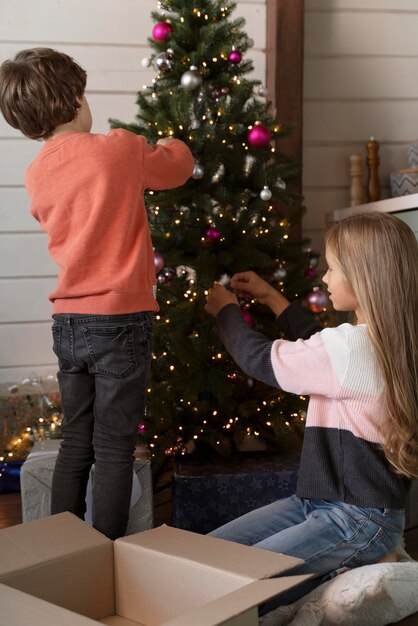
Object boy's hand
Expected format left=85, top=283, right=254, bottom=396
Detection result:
left=205, top=283, right=239, bottom=317
left=156, top=137, right=176, bottom=145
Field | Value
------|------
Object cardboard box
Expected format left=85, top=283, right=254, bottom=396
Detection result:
left=0, top=512, right=311, bottom=626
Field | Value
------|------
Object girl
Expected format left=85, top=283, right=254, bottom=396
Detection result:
left=204, top=211, right=418, bottom=601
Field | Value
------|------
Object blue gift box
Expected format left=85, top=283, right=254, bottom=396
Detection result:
left=0, top=461, right=24, bottom=493
left=172, top=452, right=300, bottom=534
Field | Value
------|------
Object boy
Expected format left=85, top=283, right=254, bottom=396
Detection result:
left=0, top=48, right=194, bottom=539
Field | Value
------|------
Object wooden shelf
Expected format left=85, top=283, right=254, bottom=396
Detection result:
left=334, top=193, right=418, bottom=221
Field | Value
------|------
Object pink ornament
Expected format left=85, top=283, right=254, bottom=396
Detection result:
left=247, top=124, right=271, bottom=148
left=304, top=267, right=317, bottom=278
left=229, top=49, right=242, bottom=64
left=306, top=290, right=329, bottom=313
left=154, top=250, right=165, bottom=273
left=241, top=309, right=254, bottom=326
left=152, top=21, right=173, bottom=42
left=205, top=226, right=221, bottom=241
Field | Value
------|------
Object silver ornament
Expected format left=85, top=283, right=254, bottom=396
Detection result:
left=154, top=52, right=174, bottom=73
left=181, top=66, right=202, bottom=91
left=260, top=185, right=272, bottom=201
left=256, top=85, right=268, bottom=97
left=192, top=162, right=205, bottom=179
left=141, top=56, right=151, bottom=68
left=274, top=267, right=287, bottom=280
left=277, top=178, right=286, bottom=190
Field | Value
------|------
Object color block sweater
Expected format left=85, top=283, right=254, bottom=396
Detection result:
left=25, top=129, right=194, bottom=315
left=217, top=302, right=410, bottom=509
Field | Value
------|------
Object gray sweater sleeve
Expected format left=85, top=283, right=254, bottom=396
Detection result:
left=277, top=301, right=323, bottom=340
left=216, top=304, right=280, bottom=388
left=216, top=302, right=323, bottom=389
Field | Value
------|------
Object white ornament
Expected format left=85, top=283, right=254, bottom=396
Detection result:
left=276, top=178, right=286, bottom=190
left=181, top=66, right=202, bottom=91
left=260, top=186, right=272, bottom=201
left=141, top=57, right=151, bottom=68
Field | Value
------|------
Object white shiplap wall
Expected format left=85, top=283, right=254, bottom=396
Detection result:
left=0, top=0, right=266, bottom=384
left=303, top=0, right=418, bottom=262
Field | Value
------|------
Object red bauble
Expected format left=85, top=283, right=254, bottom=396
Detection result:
left=304, top=267, right=317, bottom=278
left=205, top=226, right=221, bottom=241
left=247, top=125, right=271, bottom=148
left=154, top=250, right=165, bottom=273
left=306, top=290, right=329, bottom=313
left=228, top=49, right=242, bottom=64
left=241, top=309, right=254, bottom=326
left=152, top=21, right=173, bottom=42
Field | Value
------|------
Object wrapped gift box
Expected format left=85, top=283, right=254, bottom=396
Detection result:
left=173, top=452, right=418, bottom=534
left=172, top=452, right=300, bottom=534
left=0, top=460, right=24, bottom=493
left=20, top=440, right=153, bottom=535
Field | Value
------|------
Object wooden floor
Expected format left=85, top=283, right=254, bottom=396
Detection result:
left=1, top=487, right=418, bottom=625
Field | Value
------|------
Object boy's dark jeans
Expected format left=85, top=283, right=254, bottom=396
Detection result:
left=50, top=311, right=153, bottom=539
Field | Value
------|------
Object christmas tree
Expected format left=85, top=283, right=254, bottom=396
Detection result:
left=111, top=0, right=326, bottom=471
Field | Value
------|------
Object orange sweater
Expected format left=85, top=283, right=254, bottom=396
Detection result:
left=25, top=129, right=194, bottom=315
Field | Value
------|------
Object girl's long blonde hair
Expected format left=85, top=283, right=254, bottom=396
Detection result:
left=325, top=211, right=418, bottom=478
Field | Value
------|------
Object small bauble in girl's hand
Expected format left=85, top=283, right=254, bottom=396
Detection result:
left=152, top=21, right=173, bottom=42
left=306, top=289, right=329, bottom=313
left=248, top=124, right=271, bottom=148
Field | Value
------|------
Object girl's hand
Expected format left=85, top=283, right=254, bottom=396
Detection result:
left=205, top=283, right=239, bottom=317
left=231, top=271, right=275, bottom=304
left=231, top=271, right=290, bottom=317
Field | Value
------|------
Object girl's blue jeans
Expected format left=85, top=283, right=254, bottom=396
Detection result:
left=208, top=494, right=405, bottom=608
left=50, top=312, right=153, bottom=540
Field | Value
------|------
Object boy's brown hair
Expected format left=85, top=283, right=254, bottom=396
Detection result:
left=0, top=48, right=87, bottom=140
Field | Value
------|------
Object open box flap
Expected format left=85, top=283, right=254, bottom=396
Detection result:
left=117, top=524, right=303, bottom=579
left=0, top=513, right=115, bottom=619
left=0, top=512, right=111, bottom=576
left=162, top=576, right=313, bottom=626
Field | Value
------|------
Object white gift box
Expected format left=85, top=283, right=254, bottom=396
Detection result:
left=20, top=440, right=153, bottom=535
